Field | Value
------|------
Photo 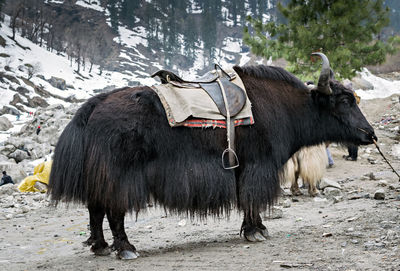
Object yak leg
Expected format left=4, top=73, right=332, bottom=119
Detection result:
left=106, top=210, right=139, bottom=260
left=307, top=181, right=319, bottom=197
left=241, top=211, right=268, bottom=242
left=290, top=171, right=303, bottom=196
left=84, top=204, right=110, bottom=256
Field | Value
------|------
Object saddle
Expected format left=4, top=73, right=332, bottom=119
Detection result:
left=151, top=64, right=247, bottom=169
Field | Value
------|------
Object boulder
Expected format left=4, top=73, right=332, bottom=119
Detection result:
left=47, top=104, right=65, bottom=111
left=16, top=86, right=30, bottom=96
left=0, top=162, right=28, bottom=183
left=48, top=76, right=67, bottom=90
left=323, top=187, right=342, bottom=198
left=319, top=178, right=342, bottom=190
left=0, top=184, right=19, bottom=195
left=0, top=105, right=20, bottom=116
left=351, top=77, right=374, bottom=90
left=34, top=181, right=48, bottom=193
left=8, top=149, right=30, bottom=163
left=4, top=137, right=25, bottom=149
left=374, top=189, right=385, bottom=200
left=27, top=96, right=49, bottom=108
left=0, top=116, right=13, bottom=131
left=10, top=93, right=24, bottom=107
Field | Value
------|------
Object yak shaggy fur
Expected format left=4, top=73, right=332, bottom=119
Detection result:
left=48, top=59, right=376, bottom=257
left=279, top=143, right=328, bottom=196
left=49, top=65, right=320, bottom=219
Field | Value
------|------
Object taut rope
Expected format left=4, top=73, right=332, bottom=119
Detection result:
left=357, top=127, right=400, bottom=181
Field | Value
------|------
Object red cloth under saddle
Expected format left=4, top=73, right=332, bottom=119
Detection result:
left=181, top=117, right=254, bottom=128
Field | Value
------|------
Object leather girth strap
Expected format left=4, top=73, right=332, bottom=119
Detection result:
left=152, top=64, right=245, bottom=169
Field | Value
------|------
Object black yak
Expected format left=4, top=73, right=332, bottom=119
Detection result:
left=48, top=53, right=376, bottom=259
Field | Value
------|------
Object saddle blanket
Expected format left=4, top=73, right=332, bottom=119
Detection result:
left=151, top=69, right=254, bottom=128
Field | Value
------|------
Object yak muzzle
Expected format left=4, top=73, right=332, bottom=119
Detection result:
left=358, top=127, right=377, bottom=145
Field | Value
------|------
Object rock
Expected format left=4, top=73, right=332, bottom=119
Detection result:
left=33, top=181, right=47, bottom=192
left=0, top=161, right=27, bottom=182
left=0, top=116, right=13, bottom=131
left=47, top=104, right=65, bottom=111
left=333, top=196, right=343, bottom=203
left=0, top=105, right=20, bottom=116
left=10, top=93, right=24, bottom=108
left=48, top=76, right=66, bottom=90
left=33, top=194, right=46, bottom=201
left=364, top=241, right=376, bottom=250
left=178, top=219, right=186, bottom=227
left=365, top=172, right=377, bottom=180
left=27, top=96, right=49, bottom=108
left=351, top=76, right=374, bottom=90
left=319, top=179, right=342, bottom=190
left=0, top=184, right=19, bottom=195
left=8, top=149, right=30, bottom=163
left=374, top=189, right=385, bottom=200
left=377, top=180, right=388, bottom=187
left=282, top=199, right=291, bottom=208
left=368, top=158, right=378, bottom=164
left=323, top=187, right=342, bottom=198
left=20, top=206, right=30, bottom=213
left=313, top=197, right=327, bottom=202
left=264, top=207, right=283, bottom=219
left=16, top=86, right=30, bottom=96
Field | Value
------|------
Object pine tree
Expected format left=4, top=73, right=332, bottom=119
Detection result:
left=0, top=0, right=4, bottom=27
left=244, top=0, right=400, bottom=80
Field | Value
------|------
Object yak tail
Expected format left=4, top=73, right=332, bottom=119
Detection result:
left=48, top=91, right=119, bottom=205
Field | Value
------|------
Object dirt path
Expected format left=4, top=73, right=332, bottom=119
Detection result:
left=1, top=96, right=400, bottom=271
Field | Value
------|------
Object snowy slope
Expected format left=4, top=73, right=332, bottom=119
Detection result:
left=355, top=69, right=400, bottom=100
left=0, top=15, right=157, bottom=110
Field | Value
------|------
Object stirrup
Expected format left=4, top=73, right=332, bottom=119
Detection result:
left=222, top=148, right=239, bottom=169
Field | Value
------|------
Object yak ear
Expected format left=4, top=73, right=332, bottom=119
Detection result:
left=311, top=52, right=332, bottom=95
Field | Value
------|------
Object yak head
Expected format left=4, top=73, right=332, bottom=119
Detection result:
left=310, top=52, right=377, bottom=145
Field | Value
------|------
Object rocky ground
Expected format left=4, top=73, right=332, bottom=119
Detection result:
left=0, top=95, right=400, bottom=271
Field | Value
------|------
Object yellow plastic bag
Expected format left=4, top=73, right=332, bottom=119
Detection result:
left=18, top=160, right=52, bottom=193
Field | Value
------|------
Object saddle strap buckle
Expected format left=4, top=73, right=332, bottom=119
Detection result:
left=222, top=148, right=239, bottom=169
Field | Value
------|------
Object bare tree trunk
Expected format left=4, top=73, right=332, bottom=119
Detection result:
left=11, top=5, right=23, bottom=40
left=89, top=62, right=93, bottom=73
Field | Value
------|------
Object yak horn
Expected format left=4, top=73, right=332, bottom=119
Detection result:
left=311, top=52, right=332, bottom=95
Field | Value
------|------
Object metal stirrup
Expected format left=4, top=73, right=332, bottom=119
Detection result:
left=217, top=78, right=239, bottom=169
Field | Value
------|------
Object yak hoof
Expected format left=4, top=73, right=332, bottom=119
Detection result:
left=308, top=190, right=320, bottom=197
left=82, top=237, right=95, bottom=247
left=245, top=231, right=267, bottom=242
left=92, top=246, right=111, bottom=256
left=260, top=228, right=269, bottom=239
left=291, top=190, right=303, bottom=196
left=118, top=250, right=139, bottom=260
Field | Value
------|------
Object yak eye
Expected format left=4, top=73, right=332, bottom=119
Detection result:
left=339, top=96, right=351, bottom=106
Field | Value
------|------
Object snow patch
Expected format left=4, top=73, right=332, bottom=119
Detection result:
left=355, top=68, right=400, bottom=100
left=75, top=1, right=104, bottom=12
